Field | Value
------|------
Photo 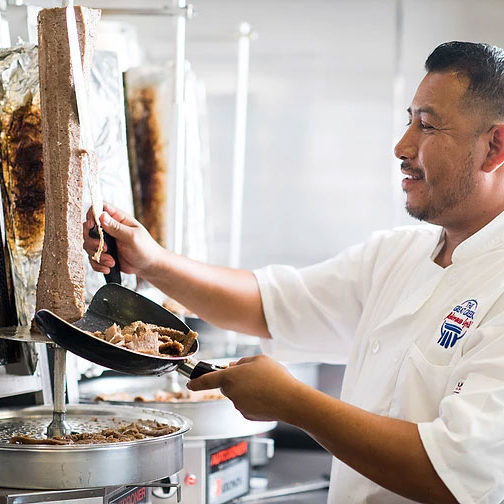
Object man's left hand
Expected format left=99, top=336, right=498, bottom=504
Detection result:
left=187, top=355, right=302, bottom=422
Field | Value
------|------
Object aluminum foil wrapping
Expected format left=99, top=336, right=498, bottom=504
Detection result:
left=0, top=45, right=135, bottom=326
left=0, top=45, right=43, bottom=326
left=84, top=50, right=136, bottom=301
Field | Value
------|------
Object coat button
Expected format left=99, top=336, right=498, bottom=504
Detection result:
left=371, top=339, right=380, bottom=354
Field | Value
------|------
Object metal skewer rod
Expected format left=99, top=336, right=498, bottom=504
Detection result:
left=52, top=346, right=67, bottom=414
left=46, top=346, right=71, bottom=437
left=229, top=22, right=253, bottom=269
left=226, top=23, right=254, bottom=356
left=167, top=0, right=187, bottom=255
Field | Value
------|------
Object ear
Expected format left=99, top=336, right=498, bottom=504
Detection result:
left=482, top=124, right=504, bottom=173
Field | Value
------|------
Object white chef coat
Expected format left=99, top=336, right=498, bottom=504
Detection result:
left=254, top=210, right=504, bottom=504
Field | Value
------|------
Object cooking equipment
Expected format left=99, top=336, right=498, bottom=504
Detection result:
left=79, top=374, right=277, bottom=504
left=65, top=4, right=120, bottom=284
left=34, top=283, right=225, bottom=378
left=0, top=479, right=181, bottom=504
left=45, top=346, right=71, bottom=438
left=79, top=375, right=276, bottom=440
left=0, top=404, right=190, bottom=490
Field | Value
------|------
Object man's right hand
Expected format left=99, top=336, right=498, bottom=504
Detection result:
left=83, top=203, right=269, bottom=338
left=83, top=203, right=164, bottom=278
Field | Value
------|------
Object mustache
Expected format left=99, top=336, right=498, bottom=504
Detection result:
left=401, top=161, right=424, bottom=177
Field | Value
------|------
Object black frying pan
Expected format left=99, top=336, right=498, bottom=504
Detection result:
left=34, top=283, right=224, bottom=379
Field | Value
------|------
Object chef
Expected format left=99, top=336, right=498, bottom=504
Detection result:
left=84, top=41, right=504, bottom=503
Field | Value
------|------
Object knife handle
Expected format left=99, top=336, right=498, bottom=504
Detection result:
left=89, top=225, right=122, bottom=285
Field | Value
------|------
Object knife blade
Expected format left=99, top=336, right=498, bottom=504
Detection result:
left=65, top=5, right=121, bottom=284
left=65, top=5, right=101, bottom=212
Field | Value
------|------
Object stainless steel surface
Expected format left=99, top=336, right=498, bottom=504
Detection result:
left=0, top=327, right=51, bottom=343
left=249, top=437, right=274, bottom=467
left=0, top=486, right=106, bottom=504
left=65, top=4, right=103, bottom=222
left=175, top=358, right=199, bottom=378
left=45, top=411, right=71, bottom=439
left=0, top=342, right=52, bottom=403
left=66, top=4, right=94, bottom=159
left=245, top=448, right=331, bottom=504
left=46, top=348, right=71, bottom=437
left=236, top=480, right=329, bottom=503
left=0, top=404, right=191, bottom=489
left=79, top=375, right=276, bottom=440
left=175, top=358, right=227, bottom=379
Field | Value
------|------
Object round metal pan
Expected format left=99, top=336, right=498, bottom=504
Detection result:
left=0, top=404, right=191, bottom=489
left=79, top=375, right=277, bottom=440
left=34, top=284, right=224, bottom=378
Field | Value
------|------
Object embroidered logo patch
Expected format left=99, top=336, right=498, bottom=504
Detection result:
left=438, top=299, right=478, bottom=349
left=453, top=381, right=464, bottom=394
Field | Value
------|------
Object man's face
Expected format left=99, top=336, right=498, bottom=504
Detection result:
left=394, top=71, right=488, bottom=225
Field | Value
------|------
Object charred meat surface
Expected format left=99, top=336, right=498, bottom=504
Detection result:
left=92, top=321, right=198, bottom=357
left=127, top=85, right=167, bottom=246
left=0, top=97, right=45, bottom=257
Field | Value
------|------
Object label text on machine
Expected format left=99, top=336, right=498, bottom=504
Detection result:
left=210, top=441, right=248, bottom=467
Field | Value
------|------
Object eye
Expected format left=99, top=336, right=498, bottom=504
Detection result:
left=420, top=122, right=433, bottom=130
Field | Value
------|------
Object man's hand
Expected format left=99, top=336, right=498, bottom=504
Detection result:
left=189, top=354, right=457, bottom=503
left=188, top=355, right=302, bottom=422
left=83, top=203, right=164, bottom=277
left=82, top=203, right=269, bottom=338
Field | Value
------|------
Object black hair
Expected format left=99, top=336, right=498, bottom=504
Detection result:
left=425, top=41, right=504, bottom=119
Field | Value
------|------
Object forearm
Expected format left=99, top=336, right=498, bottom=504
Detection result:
left=284, top=383, right=457, bottom=504
left=141, top=250, right=271, bottom=338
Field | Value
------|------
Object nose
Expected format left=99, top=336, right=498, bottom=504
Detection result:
left=394, top=126, right=417, bottom=161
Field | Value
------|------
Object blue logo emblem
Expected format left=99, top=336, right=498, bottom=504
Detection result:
left=438, top=299, right=478, bottom=349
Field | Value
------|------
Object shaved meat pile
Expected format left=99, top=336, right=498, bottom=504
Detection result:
left=95, top=388, right=225, bottom=403
left=91, top=321, right=198, bottom=357
left=9, top=419, right=179, bottom=445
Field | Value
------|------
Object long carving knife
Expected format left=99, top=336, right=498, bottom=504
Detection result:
left=65, top=4, right=121, bottom=284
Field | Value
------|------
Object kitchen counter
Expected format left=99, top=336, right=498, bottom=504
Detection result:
left=243, top=447, right=332, bottom=503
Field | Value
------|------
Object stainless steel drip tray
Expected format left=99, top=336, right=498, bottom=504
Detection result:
left=0, top=404, right=191, bottom=490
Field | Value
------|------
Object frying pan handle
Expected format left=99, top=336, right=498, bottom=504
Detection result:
left=177, top=358, right=227, bottom=379
left=90, top=225, right=121, bottom=284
